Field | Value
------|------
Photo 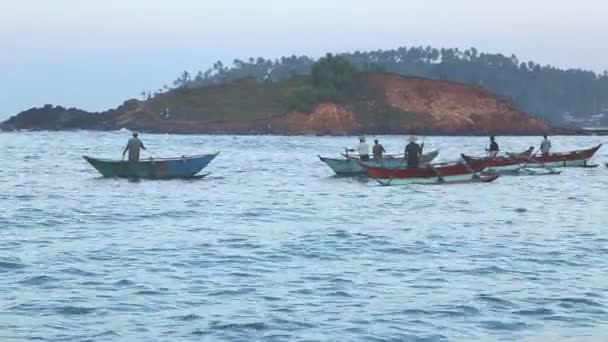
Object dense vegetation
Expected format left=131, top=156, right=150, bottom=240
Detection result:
left=172, top=46, right=608, bottom=123
left=287, top=54, right=357, bottom=112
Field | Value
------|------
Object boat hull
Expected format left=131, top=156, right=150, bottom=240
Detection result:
left=362, top=161, right=485, bottom=186
left=83, top=153, right=219, bottom=179
left=319, top=149, right=439, bottom=176
left=462, top=144, right=602, bottom=173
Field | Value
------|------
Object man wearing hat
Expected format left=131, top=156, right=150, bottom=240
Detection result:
left=404, top=135, right=423, bottom=168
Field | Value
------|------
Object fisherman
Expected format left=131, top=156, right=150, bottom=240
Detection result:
left=372, top=139, right=386, bottom=159
left=122, top=132, right=147, bottom=162
left=539, top=134, right=552, bottom=155
left=404, top=136, right=423, bottom=168
left=358, top=137, right=370, bottom=161
left=487, top=136, right=499, bottom=157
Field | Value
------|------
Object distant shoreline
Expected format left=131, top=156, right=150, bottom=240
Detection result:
left=0, top=128, right=593, bottom=137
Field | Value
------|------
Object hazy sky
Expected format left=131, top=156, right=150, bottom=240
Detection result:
left=1, top=0, right=607, bottom=118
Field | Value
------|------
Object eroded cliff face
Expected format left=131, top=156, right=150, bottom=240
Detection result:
left=1, top=73, right=553, bottom=135
left=268, top=103, right=360, bottom=134
left=364, top=73, right=549, bottom=134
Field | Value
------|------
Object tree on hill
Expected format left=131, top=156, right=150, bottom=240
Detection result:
left=287, top=54, right=358, bottom=112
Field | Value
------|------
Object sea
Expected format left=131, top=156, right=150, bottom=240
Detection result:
left=1, top=131, right=607, bottom=341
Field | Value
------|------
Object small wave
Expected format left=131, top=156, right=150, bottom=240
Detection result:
left=271, top=318, right=316, bottom=329
left=227, top=272, right=253, bottom=278
left=513, top=308, right=554, bottom=316
left=440, top=265, right=514, bottom=275
left=135, top=290, right=165, bottom=295
left=178, top=313, right=202, bottom=321
left=209, top=321, right=267, bottom=331
left=60, top=268, right=98, bottom=277
left=88, top=330, right=119, bottom=338
left=329, top=229, right=351, bottom=238
left=57, top=306, right=96, bottom=315
left=558, top=297, right=604, bottom=308
left=373, top=247, right=417, bottom=255
left=480, top=320, right=528, bottom=331
left=543, top=315, right=577, bottom=322
left=0, top=259, right=26, bottom=271
left=476, top=294, right=516, bottom=308
left=400, top=309, right=433, bottom=315
left=436, top=305, right=480, bottom=317
left=18, top=275, right=56, bottom=285
left=114, top=279, right=135, bottom=286
left=329, top=277, right=354, bottom=284
left=209, top=288, right=256, bottom=296
left=81, top=281, right=104, bottom=286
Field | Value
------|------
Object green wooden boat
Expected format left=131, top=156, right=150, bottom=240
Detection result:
left=83, top=153, right=219, bottom=179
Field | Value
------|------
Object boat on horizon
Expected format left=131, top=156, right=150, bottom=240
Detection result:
left=83, top=152, right=219, bottom=179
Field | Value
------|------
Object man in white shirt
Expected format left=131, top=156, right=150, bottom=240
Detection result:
left=539, top=134, right=551, bottom=155
left=358, top=137, right=370, bottom=161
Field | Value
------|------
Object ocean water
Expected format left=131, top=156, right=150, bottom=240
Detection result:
left=1, top=131, right=607, bottom=341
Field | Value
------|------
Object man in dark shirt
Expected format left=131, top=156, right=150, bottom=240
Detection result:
left=487, top=136, right=499, bottom=157
left=404, top=136, right=423, bottom=168
left=372, top=139, right=386, bottom=159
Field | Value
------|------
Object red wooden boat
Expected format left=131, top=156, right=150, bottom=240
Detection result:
left=360, top=161, right=486, bottom=185
left=462, top=144, right=602, bottom=173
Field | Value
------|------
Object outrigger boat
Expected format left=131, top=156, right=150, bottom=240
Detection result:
left=83, top=153, right=219, bottom=179
left=461, top=144, right=602, bottom=174
left=359, top=160, right=495, bottom=186
left=319, top=149, right=439, bottom=176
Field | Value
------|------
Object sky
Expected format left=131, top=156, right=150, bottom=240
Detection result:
left=1, top=0, right=607, bottom=118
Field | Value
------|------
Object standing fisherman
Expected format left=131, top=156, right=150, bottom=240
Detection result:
left=404, top=136, right=423, bottom=168
left=538, top=134, right=552, bottom=155
left=372, top=139, right=386, bottom=159
left=123, top=132, right=147, bottom=161
left=357, top=137, right=370, bottom=161
left=486, top=136, right=499, bottom=157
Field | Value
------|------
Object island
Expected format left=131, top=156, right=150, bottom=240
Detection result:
left=1, top=52, right=584, bottom=135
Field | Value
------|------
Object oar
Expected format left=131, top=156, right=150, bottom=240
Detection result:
left=343, top=147, right=350, bottom=157
left=427, top=164, right=445, bottom=183
left=421, top=137, right=426, bottom=155
left=461, top=158, right=481, bottom=178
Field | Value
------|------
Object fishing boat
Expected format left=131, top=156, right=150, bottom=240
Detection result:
left=360, top=160, right=488, bottom=185
left=318, top=149, right=439, bottom=176
left=461, top=144, right=602, bottom=173
left=83, top=153, right=219, bottom=179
